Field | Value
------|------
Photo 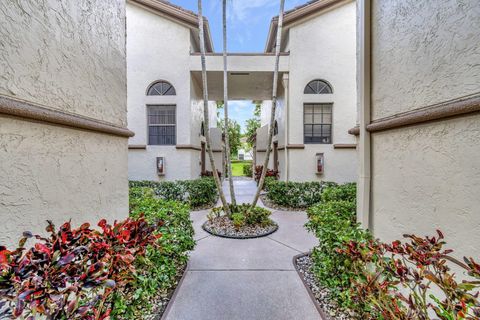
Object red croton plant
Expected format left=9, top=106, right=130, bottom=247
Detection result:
left=254, top=165, right=279, bottom=182
left=0, top=216, right=161, bottom=319
left=339, top=230, right=480, bottom=319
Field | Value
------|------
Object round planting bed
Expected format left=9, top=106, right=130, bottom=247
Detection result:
left=202, top=216, right=278, bottom=239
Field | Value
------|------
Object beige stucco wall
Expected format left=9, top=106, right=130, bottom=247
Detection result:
left=284, top=1, right=358, bottom=183
left=0, top=0, right=127, bottom=127
left=371, top=0, right=480, bottom=120
left=369, top=0, right=480, bottom=259
left=371, top=114, right=480, bottom=259
left=0, top=118, right=128, bottom=247
left=0, top=0, right=128, bottom=247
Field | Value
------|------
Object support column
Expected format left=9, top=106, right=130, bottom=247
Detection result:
left=357, top=0, right=372, bottom=230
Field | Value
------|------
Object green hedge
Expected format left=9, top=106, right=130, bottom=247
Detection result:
left=242, top=163, right=253, bottom=177
left=112, top=189, right=195, bottom=318
left=264, top=178, right=338, bottom=208
left=304, top=182, right=367, bottom=310
left=129, top=177, right=218, bottom=209
left=304, top=183, right=480, bottom=318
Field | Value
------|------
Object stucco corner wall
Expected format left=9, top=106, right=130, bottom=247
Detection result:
left=371, top=114, right=480, bottom=259
left=0, top=118, right=129, bottom=248
left=368, top=0, right=480, bottom=260
left=0, top=0, right=127, bottom=126
left=0, top=1, right=129, bottom=248
left=371, top=0, right=480, bottom=120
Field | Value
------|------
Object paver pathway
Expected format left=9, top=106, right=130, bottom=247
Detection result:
left=164, top=179, right=320, bottom=320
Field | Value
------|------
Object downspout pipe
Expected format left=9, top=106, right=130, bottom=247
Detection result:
left=357, top=0, right=372, bottom=230
left=283, top=73, right=290, bottom=181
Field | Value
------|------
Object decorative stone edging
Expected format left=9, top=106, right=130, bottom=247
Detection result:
left=294, top=253, right=356, bottom=320
left=202, top=220, right=279, bottom=239
left=293, top=252, right=331, bottom=320
left=158, top=262, right=190, bottom=320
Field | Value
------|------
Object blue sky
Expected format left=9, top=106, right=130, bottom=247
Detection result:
left=169, top=0, right=306, bottom=132
left=169, top=0, right=305, bottom=52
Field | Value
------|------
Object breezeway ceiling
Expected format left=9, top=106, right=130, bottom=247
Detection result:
left=191, top=71, right=285, bottom=101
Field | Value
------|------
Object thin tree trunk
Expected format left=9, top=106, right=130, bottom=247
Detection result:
left=251, top=0, right=285, bottom=207
left=222, top=0, right=236, bottom=207
left=198, top=0, right=230, bottom=214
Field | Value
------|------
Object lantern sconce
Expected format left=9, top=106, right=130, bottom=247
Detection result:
left=157, top=157, right=165, bottom=176
left=316, top=153, right=324, bottom=175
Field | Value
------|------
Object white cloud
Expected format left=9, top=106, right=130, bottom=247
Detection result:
left=230, top=0, right=277, bottom=22
left=229, top=0, right=307, bottom=22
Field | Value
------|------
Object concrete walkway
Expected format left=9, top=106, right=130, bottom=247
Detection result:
left=164, top=179, right=320, bottom=320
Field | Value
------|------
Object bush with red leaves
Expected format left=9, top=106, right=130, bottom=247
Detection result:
left=0, top=216, right=160, bottom=319
left=254, top=165, right=279, bottom=182
left=339, top=231, right=480, bottom=319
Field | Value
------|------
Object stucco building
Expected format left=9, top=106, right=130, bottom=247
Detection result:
left=126, top=0, right=358, bottom=184
left=355, top=0, right=480, bottom=259
left=0, top=1, right=131, bottom=247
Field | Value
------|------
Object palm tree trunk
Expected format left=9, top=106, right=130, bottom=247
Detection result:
left=251, top=0, right=285, bottom=207
left=222, top=0, right=236, bottom=207
left=198, top=0, right=230, bottom=214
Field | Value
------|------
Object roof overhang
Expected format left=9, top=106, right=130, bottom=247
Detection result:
left=129, top=0, right=214, bottom=52
left=265, top=0, right=352, bottom=52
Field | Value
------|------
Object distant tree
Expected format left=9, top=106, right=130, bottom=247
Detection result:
left=245, top=118, right=260, bottom=149
left=219, top=118, right=241, bottom=158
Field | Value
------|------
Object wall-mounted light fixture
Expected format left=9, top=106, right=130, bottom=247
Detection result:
left=157, top=157, right=165, bottom=176
left=316, top=153, right=324, bottom=175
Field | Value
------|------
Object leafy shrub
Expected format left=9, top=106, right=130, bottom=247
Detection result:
left=254, top=165, right=278, bottom=182
left=306, top=183, right=480, bottom=319
left=182, top=178, right=218, bottom=209
left=129, top=177, right=218, bottom=209
left=305, top=199, right=370, bottom=308
left=0, top=217, right=160, bottom=319
left=243, top=163, right=253, bottom=177
left=200, top=170, right=222, bottom=179
left=321, top=182, right=356, bottom=203
left=114, top=194, right=194, bottom=318
left=266, top=180, right=338, bottom=208
left=341, top=232, right=480, bottom=319
left=212, top=204, right=272, bottom=227
left=231, top=213, right=246, bottom=229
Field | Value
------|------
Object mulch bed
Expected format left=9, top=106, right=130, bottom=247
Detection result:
left=294, top=253, right=356, bottom=320
left=260, top=194, right=306, bottom=212
left=202, top=216, right=278, bottom=239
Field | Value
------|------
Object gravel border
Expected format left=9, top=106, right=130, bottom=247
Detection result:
left=260, top=194, right=307, bottom=212
left=157, top=262, right=189, bottom=320
left=202, top=216, right=278, bottom=239
left=293, top=252, right=355, bottom=320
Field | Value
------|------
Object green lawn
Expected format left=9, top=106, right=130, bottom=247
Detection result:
left=231, top=160, right=252, bottom=177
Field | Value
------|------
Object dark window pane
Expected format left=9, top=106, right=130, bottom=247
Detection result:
left=304, top=80, right=333, bottom=94
left=148, top=105, right=176, bottom=145
left=147, top=81, right=176, bottom=96
left=304, top=103, right=333, bottom=144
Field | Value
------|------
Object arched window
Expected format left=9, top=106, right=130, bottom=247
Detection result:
left=273, top=121, right=278, bottom=136
left=147, top=80, right=176, bottom=96
left=304, top=79, right=333, bottom=94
